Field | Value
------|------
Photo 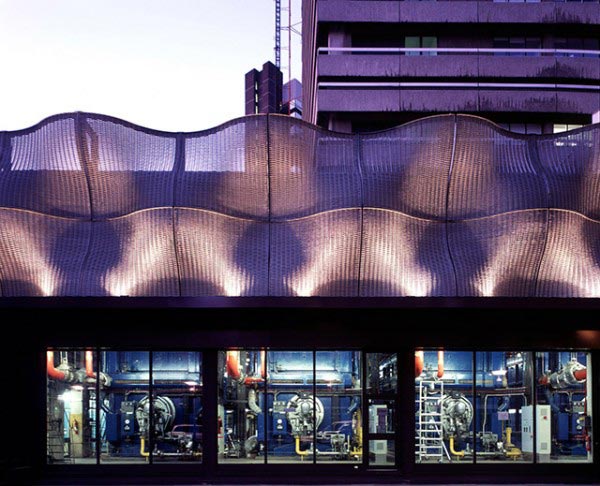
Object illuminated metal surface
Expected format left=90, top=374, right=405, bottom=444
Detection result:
left=0, top=112, right=598, bottom=297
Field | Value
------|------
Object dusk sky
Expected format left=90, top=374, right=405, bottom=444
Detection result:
left=0, top=0, right=302, bottom=131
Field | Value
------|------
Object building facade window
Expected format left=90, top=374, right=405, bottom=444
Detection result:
left=366, top=353, right=397, bottom=466
left=498, top=123, right=543, bottom=134
left=415, top=350, right=592, bottom=464
left=405, top=36, right=437, bottom=56
left=554, top=38, right=600, bottom=57
left=47, top=349, right=203, bottom=465
left=553, top=124, right=583, bottom=133
left=46, top=348, right=592, bottom=468
left=218, top=349, right=363, bottom=464
left=493, top=37, right=542, bottom=55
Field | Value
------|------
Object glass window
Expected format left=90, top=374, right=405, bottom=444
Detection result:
left=416, top=350, right=474, bottom=463
left=404, top=36, right=437, bottom=56
left=46, top=349, right=97, bottom=464
left=553, top=124, right=583, bottom=134
left=475, top=351, right=532, bottom=463
left=315, top=351, right=362, bottom=463
left=219, top=350, right=363, bottom=465
left=405, top=36, right=420, bottom=56
left=265, top=350, right=317, bottom=464
left=366, top=353, right=396, bottom=467
left=535, top=351, right=592, bottom=462
left=218, top=349, right=266, bottom=464
left=422, top=36, right=437, bottom=56
left=100, top=351, right=150, bottom=463
left=150, top=352, right=202, bottom=463
left=367, top=353, right=397, bottom=394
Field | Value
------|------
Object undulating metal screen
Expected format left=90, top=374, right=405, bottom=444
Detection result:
left=0, top=113, right=599, bottom=297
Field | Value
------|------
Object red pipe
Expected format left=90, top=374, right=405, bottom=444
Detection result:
left=415, top=351, right=424, bottom=378
left=226, top=351, right=242, bottom=380
left=539, top=367, right=586, bottom=385
left=47, top=351, right=66, bottom=380
left=85, top=350, right=95, bottom=378
left=437, top=350, right=445, bottom=379
left=226, top=350, right=265, bottom=384
left=260, top=349, right=266, bottom=379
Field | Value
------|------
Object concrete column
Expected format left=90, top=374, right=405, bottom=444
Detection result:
left=328, top=27, right=351, bottom=55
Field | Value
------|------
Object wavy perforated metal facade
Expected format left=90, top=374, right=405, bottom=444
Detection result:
left=0, top=112, right=599, bottom=297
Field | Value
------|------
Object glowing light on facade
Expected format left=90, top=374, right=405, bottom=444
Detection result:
left=0, top=112, right=599, bottom=297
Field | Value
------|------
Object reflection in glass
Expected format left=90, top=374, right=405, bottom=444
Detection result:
left=369, top=440, right=395, bottom=466
left=218, top=349, right=266, bottom=464
left=46, top=349, right=97, bottom=464
left=368, top=399, right=395, bottom=434
left=367, top=353, right=397, bottom=394
left=535, top=351, right=592, bottom=462
left=315, top=351, right=362, bottom=463
left=415, top=350, right=473, bottom=463
left=151, top=352, right=202, bottom=462
left=475, top=351, right=532, bottom=463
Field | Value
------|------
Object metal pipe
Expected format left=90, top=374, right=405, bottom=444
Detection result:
left=539, top=361, right=586, bottom=388
left=449, top=436, right=465, bottom=458
left=482, top=393, right=528, bottom=433
left=140, top=437, right=150, bottom=458
left=47, top=351, right=66, bottom=380
left=247, top=388, right=262, bottom=415
left=85, top=350, right=95, bottom=378
left=226, top=351, right=242, bottom=381
left=415, top=351, right=424, bottom=378
left=226, top=350, right=265, bottom=385
left=295, top=436, right=310, bottom=458
left=437, top=350, right=445, bottom=379
left=260, top=349, right=266, bottom=379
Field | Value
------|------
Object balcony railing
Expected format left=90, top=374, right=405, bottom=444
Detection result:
left=318, top=47, right=600, bottom=57
left=318, top=81, right=600, bottom=91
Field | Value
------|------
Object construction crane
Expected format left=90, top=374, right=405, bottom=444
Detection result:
left=275, top=0, right=281, bottom=69
left=275, top=0, right=301, bottom=114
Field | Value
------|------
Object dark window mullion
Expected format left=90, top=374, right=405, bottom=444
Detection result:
left=95, top=348, right=100, bottom=466
left=472, top=351, right=477, bottom=465
left=148, top=351, right=153, bottom=465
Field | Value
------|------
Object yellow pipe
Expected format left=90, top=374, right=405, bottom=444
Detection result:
left=503, top=426, right=521, bottom=459
left=295, top=436, right=310, bottom=460
left=140, top=437, right=150, bottom=458
left=449, top=436, right=465, bottom=458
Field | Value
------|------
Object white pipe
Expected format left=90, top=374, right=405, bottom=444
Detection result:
left=248, top=388, right=262, bottom=415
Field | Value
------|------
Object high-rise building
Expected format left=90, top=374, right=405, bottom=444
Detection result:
left=245, top=62, right=303, bottom=118
left=302, top=0, right=600, bottom=133
left=245, top=61, right=283, bottom=115
left=283, top=78, right=303, bottom=118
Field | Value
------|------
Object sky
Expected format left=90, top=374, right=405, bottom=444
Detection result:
left=0, top=0, right=302, bottom=132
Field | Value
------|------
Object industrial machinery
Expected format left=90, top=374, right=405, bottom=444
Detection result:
left=46, top=350, right=202, bottom=463
left=415, top=351, right=591, bottom=463
left=218, top=350, right=362, bottom=462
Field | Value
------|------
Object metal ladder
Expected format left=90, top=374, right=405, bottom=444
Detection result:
left=415, top=380, right=449, bottom=462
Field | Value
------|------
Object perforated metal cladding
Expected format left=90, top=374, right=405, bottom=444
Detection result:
left=269, top=116, right=357, bottom=219
left=360, top=211, right=453, bottom=297
left=361, top=115, right=454, bottom=219
left=183, top=117, right=268, bottom=219
left=1, top=112, right=600, bottom=297
left=0, top=117, right=88, bottom=217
